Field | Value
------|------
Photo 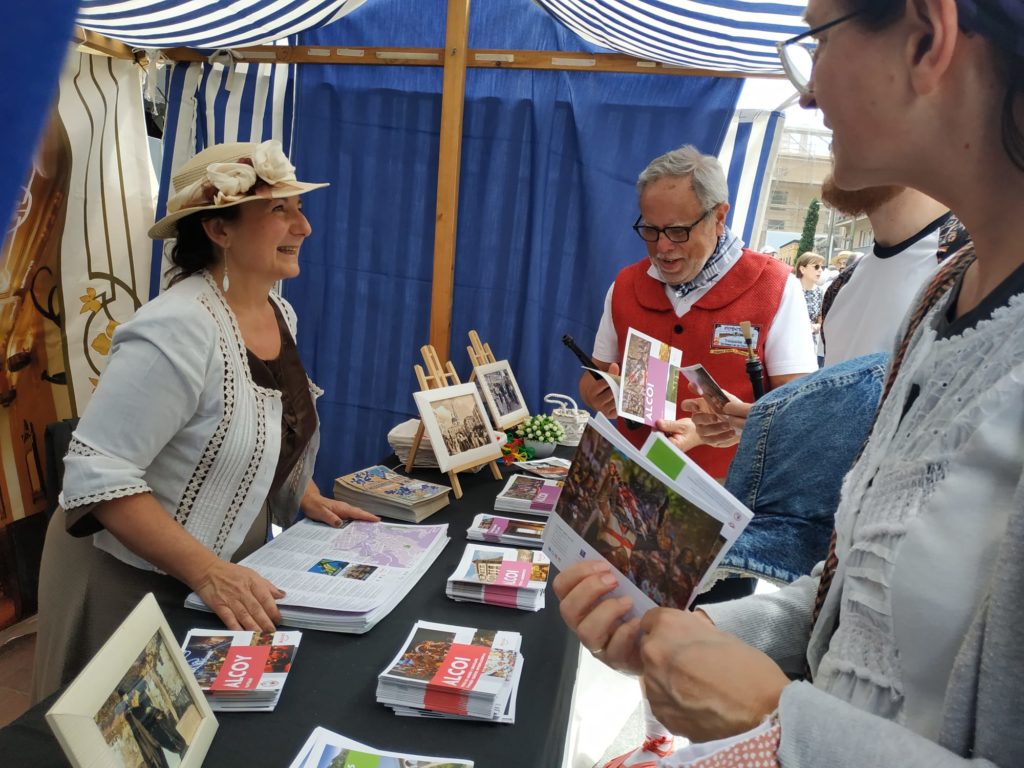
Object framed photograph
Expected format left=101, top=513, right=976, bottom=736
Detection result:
left=474, top=360, right=529, bottom=429
left=47, top=593, right=217, bottom=768
left=413, top=383, right=503, bottom=473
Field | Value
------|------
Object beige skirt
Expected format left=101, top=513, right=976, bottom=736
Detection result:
left=31, top=505, right=269, bottom=703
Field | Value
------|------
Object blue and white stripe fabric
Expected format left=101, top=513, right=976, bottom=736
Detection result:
left=151, top=46, right=296, bottom=295
left=76, top=0, right=369, bottom=49
left=719, top=109, right=786, bottom=246
left=533, top=0, right=808, bottom=74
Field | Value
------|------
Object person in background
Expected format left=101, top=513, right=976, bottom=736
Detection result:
left=556, top=0, right=1024, bottom=765
left=793, top=252, right=825, bottom=363
left=32, top=141, right=379, bottom=702
left=578, top=145, right=816, bottom=481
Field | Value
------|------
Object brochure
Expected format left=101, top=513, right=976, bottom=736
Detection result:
left=543, top=414, right=752, bottom=619
left=466, top=513, right=546, bottom=548
left=288, top=726, right=473, bottom=768
left=679, top=363, right=730, bottom=414
left=494, top=474, right=562, bottom=516
left=514, top=456, right=572, bottom=480
left=618, top=327, right=684, bottom=426
left=185, top=519, right=448, bottom=633
left=181, top=629, right=300, bottom=712
left=376, top=621, right=523, bottom=724
left=445, top=543, right=549, bottom=611
left=333, top=464, right=450, bottom=523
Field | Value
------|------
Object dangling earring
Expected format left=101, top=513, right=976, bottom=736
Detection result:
left=221, top=250, right=230, bottom=294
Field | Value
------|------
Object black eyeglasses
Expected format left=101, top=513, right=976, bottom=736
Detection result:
left=632, top=208, right=713, bottom=244
left=775, top=9, right=863, bottom=96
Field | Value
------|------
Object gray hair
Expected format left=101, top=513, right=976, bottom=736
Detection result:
left=636, top=145, right=730, bottom=210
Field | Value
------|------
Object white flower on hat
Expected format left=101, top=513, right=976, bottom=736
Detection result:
left=251, top=140, right=296, bottom=185
left=206, top=162, right=258, bottom=205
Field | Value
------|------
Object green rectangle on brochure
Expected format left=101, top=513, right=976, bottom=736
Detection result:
left=344, top=751, right=382, bottom=768
left=645, top=438, right=685, bottom=479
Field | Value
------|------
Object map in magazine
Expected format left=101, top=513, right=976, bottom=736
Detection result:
left=554, top=425, right=723, bottom=609
left=327, top=521, right=445, bottom=569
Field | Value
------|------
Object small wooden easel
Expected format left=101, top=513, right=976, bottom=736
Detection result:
left=466, top=329, right=496, bottom=381
left=406, top=343, right=502, bottom=499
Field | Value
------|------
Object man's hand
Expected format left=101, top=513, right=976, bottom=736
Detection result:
left=579, top=362, right=620, bottom=419
left=553, top=560, right=643, bottom=675
left=193, top=560, right=285, bottom=633
left=639, top=608, right=789, bottom=742
left=681, top=390, right=751, bottom=449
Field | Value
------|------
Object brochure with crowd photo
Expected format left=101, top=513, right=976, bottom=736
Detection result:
left=288, top=726, right=474, bottom=768
left=618, top=328, right=684, bottom=426
left=445, top=543, right=549, bottom=611
left=376, top=621, right=523, bottom=724
left=494, top=474, right=562, bottom=516
left=333, top=464, right=450, bottom=523
left=466, top=513, right=546, bottom=548
left=679, top=363, right=730, bottom=414
left=543, top=414, right=752, bottom=619
left=514, top=456, right=572, bottom=480
left=185, top=519, right=448, bottom=633
left=181, top=629, right=301, bottom=712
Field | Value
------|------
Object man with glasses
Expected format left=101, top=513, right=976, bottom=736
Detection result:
left=579, top=144, right=816, bottom=482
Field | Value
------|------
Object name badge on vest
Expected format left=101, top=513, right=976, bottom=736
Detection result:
left=710, top=323, right=761, bottom=356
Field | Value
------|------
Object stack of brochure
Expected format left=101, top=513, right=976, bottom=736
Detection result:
left=543, top=413, right=753, bottom=617
left=445, top=543, right=549, bottom=611
left=467, top=512, right=546, bottom=548
left=387, top=418, right=442, bottom=469
left=494, top=474, right=562, bottom=516
left=333, top=464, right=450, bottom=523
left=515, top=456, right=572, bottom=480
left=289, top=727, right=473, bottom=768
left=185, top=519, right=449, bottom=633
left=181, top=629, right=301, bottom=712
left=376, top=620, right=523, bottom=723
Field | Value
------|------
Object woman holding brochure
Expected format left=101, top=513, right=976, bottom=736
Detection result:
left=556, top=0, right=1024, bottom=765
left=33, top=141, right=378, bottom=702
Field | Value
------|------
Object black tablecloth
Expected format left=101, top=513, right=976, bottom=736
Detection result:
left=0, top=454, right=580, bottom=767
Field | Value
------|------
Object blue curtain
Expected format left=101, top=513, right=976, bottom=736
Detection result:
left=287, top=0, right=742, bottom=492
left=1, top=3, right=80, bottom=228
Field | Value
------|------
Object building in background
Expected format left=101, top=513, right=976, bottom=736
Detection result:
left=756, top=127, right=875, bottom=264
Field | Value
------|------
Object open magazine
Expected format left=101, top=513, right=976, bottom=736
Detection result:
left=185, top=519, right=448, bottom=632
left=543, top=414, right=752, bottom=618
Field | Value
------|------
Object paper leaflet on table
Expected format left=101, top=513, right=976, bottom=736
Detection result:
left=287, top=725, right=474, bottom=768
left=542, top=414, right=752, bottom=621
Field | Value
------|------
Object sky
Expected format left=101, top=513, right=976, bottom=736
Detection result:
left=737, top=77, right=827, bottom=131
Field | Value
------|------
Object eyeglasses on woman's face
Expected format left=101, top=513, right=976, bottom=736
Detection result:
left=775, top=9, right=863, bottom=96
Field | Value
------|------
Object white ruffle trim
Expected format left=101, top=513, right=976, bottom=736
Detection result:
left=63, top=484, right=150, bottom=510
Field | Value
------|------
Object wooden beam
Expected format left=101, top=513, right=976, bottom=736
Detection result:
left=428, top=0, right=471, bottom=363
left=160, top=45, right=781, bottom=79
left=73, top=26, right=137, bottom=60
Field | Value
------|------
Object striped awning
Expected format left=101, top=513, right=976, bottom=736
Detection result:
left=533, top=0, right=808, bottom=74
left=75, top=0, right=369, bottom=49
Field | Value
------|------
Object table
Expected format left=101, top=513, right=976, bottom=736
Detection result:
left=0, top=453, right=580, bottom=767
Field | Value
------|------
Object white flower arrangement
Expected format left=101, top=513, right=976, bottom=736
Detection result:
left=516, top=414, right=566, bottom=444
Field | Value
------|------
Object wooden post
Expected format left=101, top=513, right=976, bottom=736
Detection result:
left=428, top=0, right=471, bottom=364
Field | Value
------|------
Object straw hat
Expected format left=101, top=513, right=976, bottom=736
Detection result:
left=148, top=140, right=328, bottom=239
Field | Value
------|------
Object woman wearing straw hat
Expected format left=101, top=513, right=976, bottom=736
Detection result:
left=33, top=140, right=378, bottom=701
left=555, top=0, right=1024, bottom=764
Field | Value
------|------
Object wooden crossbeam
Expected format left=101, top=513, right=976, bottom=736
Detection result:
left=73, top=27, right=137, bottom=61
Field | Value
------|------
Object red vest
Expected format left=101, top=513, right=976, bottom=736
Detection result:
left=611, top=249, right=790, bottom=479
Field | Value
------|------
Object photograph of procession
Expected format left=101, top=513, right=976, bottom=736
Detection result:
left=386, top=626, right=509, bottom=682
left=94, top=631, right=203, bottom=768
left=413, top=383, right=502, bottom=473
left=555, top=426, right=724, bottom=609
left=475, top=360, right=529, bottom=429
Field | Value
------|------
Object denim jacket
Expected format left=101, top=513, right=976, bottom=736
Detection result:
left=721, top=353, right=888, bottom=584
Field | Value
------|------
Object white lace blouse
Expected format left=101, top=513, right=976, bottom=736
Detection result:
left=60, top=272, right=322, bottom=571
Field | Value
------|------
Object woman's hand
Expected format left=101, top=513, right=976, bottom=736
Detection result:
left=681, top=390, right=751, bottom=449
left=655, top=416, right=703, bottom=452
left=553, top=560, right=643, bottom=675
left=300, top=484, right=380, bottom=526
left=639, top=608, right=790, bottom=742
left=193, top=559, right=286, bottom=632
